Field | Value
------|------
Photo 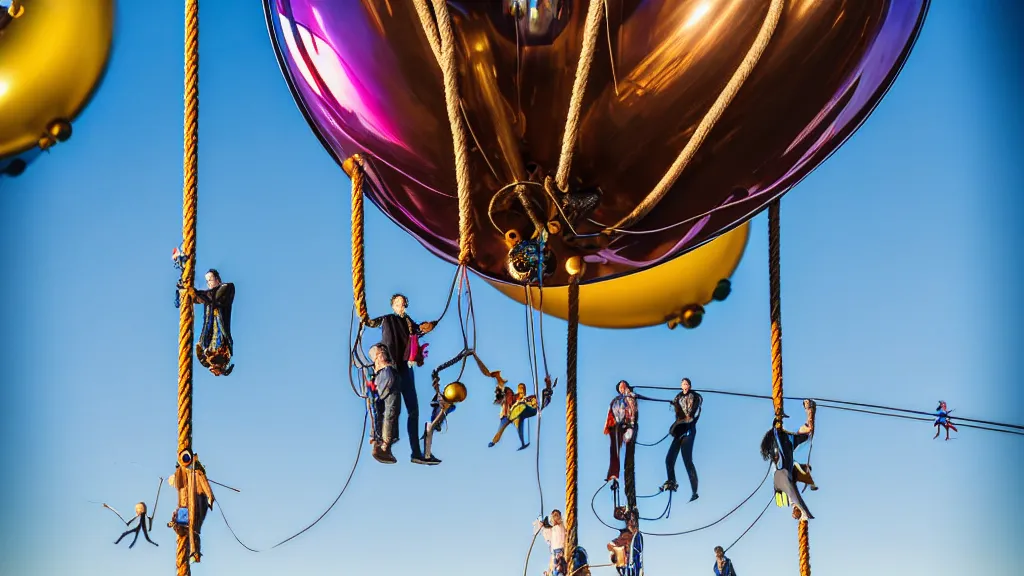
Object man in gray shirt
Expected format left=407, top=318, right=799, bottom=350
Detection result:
left=369, top=343, right=400, bottom=464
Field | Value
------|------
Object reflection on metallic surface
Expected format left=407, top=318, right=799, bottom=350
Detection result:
left=264, top=0, right=929, bottom=286
left=489, top=220, right=749, bottom=329
left=0, top=0, right=115, bottom=163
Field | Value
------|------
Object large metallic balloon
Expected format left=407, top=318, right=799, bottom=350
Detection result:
left=490, top=221, right=748, bottom=329
left=264, top=0, right=928, bottom=287
left=0, top=0, right=115, bottom=178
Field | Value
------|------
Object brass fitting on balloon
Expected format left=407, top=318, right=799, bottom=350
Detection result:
left=712, top=278, right=732, bottom=302
left=667, top=304, right=704, bottom=330
left=1, top=159, right=27, bottom=177
left=565, top=255, right=584, bottom=277
left=504, top=229, right=521, bottom=250
left=341, top=153, right=364, bottom=178
left=8, top=1, right=25, bottom=19
left=38, top=120, right=72, bottom=150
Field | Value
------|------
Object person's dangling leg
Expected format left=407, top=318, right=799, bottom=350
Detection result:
left=623, top=426, right=638, bottom=512
left=515, top=418, right=530, bottom=450
left=680, top=428, right=698, bottom=501
left=607, top=427, right=622, bottom=481
left=401, top=367, right=424, bottom=460
left=141, top=521, right=158, bottom=546
left=933, top=423, right=940, bottom=439
left=489, top=418, right=511, bottom=446
left=663, top=432, right=683, bottom=491
left=114, top=527, right=135, bottom=545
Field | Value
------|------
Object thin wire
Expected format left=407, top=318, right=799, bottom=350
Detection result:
left=723, top=497, right=773, bottom=553
left=216, top=500, right=260, bottom=553
left=522, top=528, right=541, bottom=576
left=213, top=410, right=369, bottom=552
left=817, top=403, right=1024, bottom=436
left=635, top=432, right=671, bottom=447
left=271, top=409, right=368, bottom=548
left=588, top=465, right=771, bottom=537
left=632, top=386, right=1024, bottom=432
left=523, top=284, right=545, bottom=517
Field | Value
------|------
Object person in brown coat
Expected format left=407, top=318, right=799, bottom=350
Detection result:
left=168, top=455, right=215, bottom=563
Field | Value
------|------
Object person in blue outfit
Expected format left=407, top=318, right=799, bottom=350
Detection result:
left=713, top=546, right=737, bottom=576
left=933, top=400, right=958, bottom=440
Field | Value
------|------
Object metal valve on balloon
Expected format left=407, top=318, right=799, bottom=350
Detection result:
left=505, top=229, right=556, bottom=285
left=667, top=304, right=704, bottom=330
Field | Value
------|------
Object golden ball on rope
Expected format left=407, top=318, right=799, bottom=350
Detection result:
left=442, top=382, right=468, bottom=404
left=0, top=0, right=114, bottom=164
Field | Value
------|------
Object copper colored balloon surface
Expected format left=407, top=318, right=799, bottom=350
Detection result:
left=264, top=0, right=929, bottom=286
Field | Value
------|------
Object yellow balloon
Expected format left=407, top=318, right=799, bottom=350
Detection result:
left=487, top=223, right=750, bottom=329
left=442, top=382, right=468, bottom=404
left=0, top=0, right=115, bottom=159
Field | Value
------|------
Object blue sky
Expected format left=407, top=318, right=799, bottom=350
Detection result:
left=1, top=1, right=1022, bottom=575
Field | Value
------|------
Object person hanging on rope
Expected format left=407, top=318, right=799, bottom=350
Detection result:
left=488, top=383, right=539, bottom=450
left=712, top=546, right=737, bottom=576
left=364, top=293, right=436, bottom=465
left=793, top=399, right=818, bottom=490
left=179, top=268, right=235, bottom=376
left=533, top=509, right=567, bottom=576
left=933, top=400, right=958, bottom=440
left=107, top=498, right=160, bottom=549
left=368, top=343, right=400, bottom=464
left=167, top=454, right=215, bottom=563
left=662, top=377, right=703, bottom=501
left=607, top=508, right=640, bottom=575
left=605, top=380, right=639, bottom=512
left=760, top=405, right=815, bottom=520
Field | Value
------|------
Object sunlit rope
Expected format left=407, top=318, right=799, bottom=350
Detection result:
left=603, top=0, right=784, bottom=234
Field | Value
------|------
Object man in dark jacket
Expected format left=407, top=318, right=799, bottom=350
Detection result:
left=366, top=294, right=436, bottom=464
left=182, top=268, right=235, bottom=376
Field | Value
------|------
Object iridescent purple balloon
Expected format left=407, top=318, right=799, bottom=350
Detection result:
left=263, top=0, right=929, bottom=286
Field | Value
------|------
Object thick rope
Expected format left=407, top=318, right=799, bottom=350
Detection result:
left=604, top=0, right=784, bottom=233
left=768, top=200, right=783, bottom=422
left=177, top=0, right=200, bottom=573
left=412, top=0, right=474, bottom=264
left=564, top=262, right=582, bottom=575
left=768, top=199, right=811, bottom=572
left=798, top=519, right=811, bottom=576
left=345, top=155, right=370, bottom=324
left=555, top=0, right=605, bottom=192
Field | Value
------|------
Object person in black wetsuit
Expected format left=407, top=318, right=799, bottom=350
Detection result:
left=181, top=269, right=235, bottom=376
left=662, top=378, right=702, bottom=501
left=365, top=294, right=436, bottom=465
left=760, top=402, right=817, bottom=521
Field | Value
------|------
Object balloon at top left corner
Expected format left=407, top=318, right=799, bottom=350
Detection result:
left=0, top=0, right=116, bottom=179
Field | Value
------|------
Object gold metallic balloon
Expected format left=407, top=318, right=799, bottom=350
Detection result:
left=489, top=221, right=748, bottom=329
left=0, top=0, right=115, bottom=160
left=443, top=382, right=468, bottom=403
left=265, top=0, right=928, bottom=286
